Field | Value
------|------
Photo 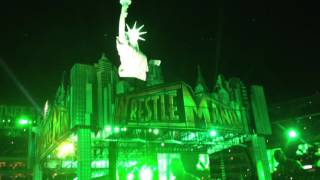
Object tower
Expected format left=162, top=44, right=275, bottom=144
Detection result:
left=194, top=65, right=208, bottom=96
left=70, top=64, right=96, bottom=180
left=94, top=53, right=117, bottom=129
left=146, top=60, right=164, bottom=86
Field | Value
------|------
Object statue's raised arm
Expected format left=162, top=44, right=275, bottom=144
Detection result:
left=118, top=0, right=131, bottom=43
left=116, top=0, right=148, bottom=81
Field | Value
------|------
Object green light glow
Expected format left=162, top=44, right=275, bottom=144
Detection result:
left=105, top=126, right=112, bottom=132
left=303, top=165, right=312, bottom=170
left=114, top=127, right=120, bottom=133
left=126, top=173, right=134, bottom=180
left=196, top=154, right=209, bottom=170
left=153, top=129, right=159, bottom=135
left=92, top=160, right=108, bottom=168
left=70, top=134, right=78, bottom=142
left=267, top=148, right=280, bottom=173
left=209, top=130, right=217, bottom=137
left=288, top=130, right=297, bottom=138
left=139, top=166, right=152, bottom=180
left=257, top=160, right=266, bottom=180
left=18, top=119, right=29, bottom=125
left=296, top=144, right=309, bottom=155
left=57, top=142, right=75, bottom=158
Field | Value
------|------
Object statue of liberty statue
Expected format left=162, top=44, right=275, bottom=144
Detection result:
left=117, top=0, right=148, bottom=81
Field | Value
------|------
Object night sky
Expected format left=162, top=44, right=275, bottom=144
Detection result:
left=0, top=0, right=319, bottom=108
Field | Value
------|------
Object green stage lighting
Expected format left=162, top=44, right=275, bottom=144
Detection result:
left=57, top=142, right=75, bottom=158
left=114, top=127, right=120, bottom=133
left=126, top=173, right=134, bottom=180
left=105, top=126, right=112, bottom=132
left=316, top=160, right=320, bottom=168
left=139, top=166, right=152, bottom=180
left=18, top=119, right=29, bottom=125
left=288, top=129, right=297, bottom=138
left=153, top=129, right=159, bottom=135
left=209, top=130, right=217, bottom=137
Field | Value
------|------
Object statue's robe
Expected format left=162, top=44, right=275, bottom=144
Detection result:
left=116, top=38, right=148, bottom=81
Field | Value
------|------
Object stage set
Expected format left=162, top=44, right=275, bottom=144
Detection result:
left=31, top=0, right=273, bottom=179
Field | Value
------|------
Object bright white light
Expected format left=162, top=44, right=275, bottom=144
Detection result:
left=105, top=126, right=112, bottom=132
left=57, top=142, right=75, bottom=158
left=210, top=130, right=217, bottom=137
left=153, top=129, right=159, bottom=135
left=303, top=165, right=312, bottom=170
left=139, top=166, right=152, bottom=180
left=114, top=127, right=120, bottom=133
left=70, top=134, right=78, bottom=142
left=126, top=173, right=134, bottom=180
left=19, top=119, right=29, bottom=125
left=44, top=100, right=49, bottom=117
left=288, top=130, right=297, bottom=138
left=92, top=160, right=108, bottom=168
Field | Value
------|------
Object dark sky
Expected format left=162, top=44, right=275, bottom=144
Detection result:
left=0, top=0, right=319, bottom=107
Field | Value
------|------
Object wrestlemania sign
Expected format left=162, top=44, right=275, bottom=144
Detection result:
left=115, top=82, right=248, bottom=132
left=38, top=105, right=71, bottom=160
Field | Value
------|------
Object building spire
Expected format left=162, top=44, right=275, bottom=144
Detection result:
left=100, top=52, right=108, bottom=61
left=95, top=52, right=113, bottom=73
left=213, top=74, right=230, bottom=104
left=61, top=71, right=66, bottom=87
left=195, top=65, right=208, bottom=95
left=55, top=71, right=66, bottom=107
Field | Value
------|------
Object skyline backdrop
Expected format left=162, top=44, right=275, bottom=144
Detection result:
left=0, top=0, right=319, bottom=107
